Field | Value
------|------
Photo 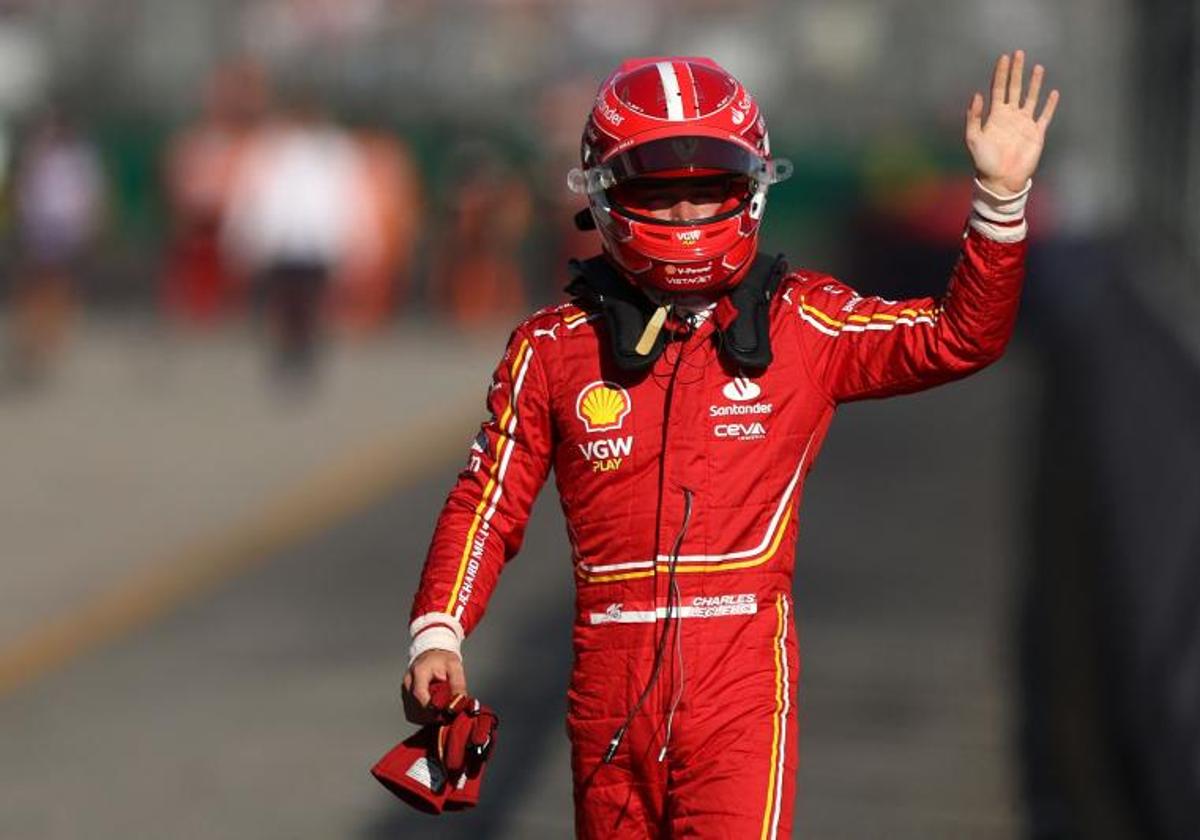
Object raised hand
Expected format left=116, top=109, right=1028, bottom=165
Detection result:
left=965, top=50, right=1059, bottom=196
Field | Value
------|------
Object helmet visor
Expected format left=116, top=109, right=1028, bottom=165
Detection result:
left=606, top=173, right=753, bottom=222
left=567, top=136, right=792, bottom=223
left=607, top=136, right=763, bottom=182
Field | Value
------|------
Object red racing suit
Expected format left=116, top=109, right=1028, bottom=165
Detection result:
left=409, top=182, right=1030, bottom=839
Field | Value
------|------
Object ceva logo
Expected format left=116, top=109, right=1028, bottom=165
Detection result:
left=722, top=377, right=762, bottom=402
left=714, top=422, right=767, bottom=440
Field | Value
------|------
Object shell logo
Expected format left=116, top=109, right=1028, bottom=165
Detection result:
left=575, top=381, right=632, bottom=433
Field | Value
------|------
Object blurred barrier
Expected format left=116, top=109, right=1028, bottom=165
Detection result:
left=1023, top=239, right=1200, bottom=840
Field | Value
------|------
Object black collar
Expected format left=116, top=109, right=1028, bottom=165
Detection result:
left=564, top=253, right=788, bottom=373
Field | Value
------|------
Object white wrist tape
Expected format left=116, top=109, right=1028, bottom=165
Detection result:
left=409, top=612, right=464, bottom=663
left=969, top=177, right=1032, bottom=243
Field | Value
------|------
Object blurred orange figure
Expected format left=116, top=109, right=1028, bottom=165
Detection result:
left=161, top=60, right=268, bottom=326
left=330, top=130, right=422, bottom=334
left=432, top=142, right=530, bottom=327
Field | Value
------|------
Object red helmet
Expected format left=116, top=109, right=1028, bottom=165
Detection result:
left=569, top=57, right=791, bottom=295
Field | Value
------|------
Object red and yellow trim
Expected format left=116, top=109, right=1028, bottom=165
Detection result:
left=759, top=593, right=788, bottom=840
left=577, top=499, right=795, bottom=584
left=443, top=338, right=532, bottom=613
left=800, top=297, right=939, bottom=331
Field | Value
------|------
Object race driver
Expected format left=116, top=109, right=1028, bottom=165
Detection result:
left=402, top=52, right=1058, bottom=838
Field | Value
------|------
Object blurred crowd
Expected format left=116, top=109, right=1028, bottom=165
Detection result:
left=0, top=0, right=1128, bottom=393
left=0, top=55, right=601, bottom=388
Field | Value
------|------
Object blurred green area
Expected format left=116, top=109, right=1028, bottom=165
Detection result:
left=21, top=108, right=968, bottom=304
left=5, top=0, right=1087, bottom=311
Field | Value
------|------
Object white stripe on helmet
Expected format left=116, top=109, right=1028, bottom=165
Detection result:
left=655, top=61, right=686, bottom=121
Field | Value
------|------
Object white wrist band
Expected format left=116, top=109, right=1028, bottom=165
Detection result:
left=409, top=612, right=464, bottom=662
left=969, top=177, right=1031, bottom=243
left=971, top=177, right=1032, bottom=223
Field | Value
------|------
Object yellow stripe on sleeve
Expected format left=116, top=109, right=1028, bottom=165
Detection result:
left=442, top=339, right=530, bottom=613
left=801, top=299, right=940, bottom=333
left=799, top=301, right=844, bottom=329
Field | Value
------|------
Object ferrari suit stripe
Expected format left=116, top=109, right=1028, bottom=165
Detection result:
left=673, top=500, right=793, bottom=574
left=770, top=594, right=793, bottom=839
left=443, top=339, right=533, bottom=616
left=760, top=593, right=790, bottom=840
left=795, top=227, right=1026, bottom=402
left=580, top=498, right=792, bottom=583
left=579, top=433, right=816, bottom=581
left=579, top=501, right=794, bottom=584
left=799, top=299, right=940, bottom=333
left=564, top=309, right=593, bottom=327
left=797, top=308, right=840, bottom=337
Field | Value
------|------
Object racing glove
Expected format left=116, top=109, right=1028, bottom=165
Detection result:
left=371, top=680, right=499, bottom=814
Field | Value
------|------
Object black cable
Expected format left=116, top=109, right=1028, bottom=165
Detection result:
left=603, top=336, right=691, bottom=764
left=603, top=489, right=692, bottom=763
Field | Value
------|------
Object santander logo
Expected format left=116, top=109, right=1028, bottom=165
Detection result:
left=722, top=377, right=761, bottom=402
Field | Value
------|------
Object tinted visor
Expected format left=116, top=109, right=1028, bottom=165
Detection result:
left=601, top=136, right=762, bottom=223
left=606, top=136, right=763, bottom=183
left=607, top=173, right=752, bottom=222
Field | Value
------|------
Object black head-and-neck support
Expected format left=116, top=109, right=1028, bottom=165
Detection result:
left=564, top=252, right=789, bottom=373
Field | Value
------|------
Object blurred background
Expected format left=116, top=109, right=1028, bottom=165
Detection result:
left=0, top=0, right=1196, bottom=837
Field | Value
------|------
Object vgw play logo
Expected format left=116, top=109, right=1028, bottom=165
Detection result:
left=576, top=381, right=634, bottom=472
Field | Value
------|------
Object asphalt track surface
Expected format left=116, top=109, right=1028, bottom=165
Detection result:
left=0, top=349, right=1034, bottom=839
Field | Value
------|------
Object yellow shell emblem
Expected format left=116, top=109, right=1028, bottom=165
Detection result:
left=576, top=381, right=631, bottom=433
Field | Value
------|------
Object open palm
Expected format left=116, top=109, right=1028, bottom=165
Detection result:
left=966, top=51, right=1059, bottom=196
